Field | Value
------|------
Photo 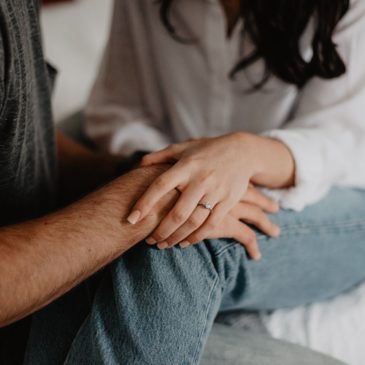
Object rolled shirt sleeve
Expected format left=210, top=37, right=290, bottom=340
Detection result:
left=261, top=0, right=365, bottom=211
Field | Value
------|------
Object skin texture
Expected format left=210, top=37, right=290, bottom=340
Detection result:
left=146, top=184, right=281, bottom=260
left=129, top=133, right=295, bottom=258
left=0, top=0, right=291, bottom=326
left=0, top=130, right=282, bottom=326
left=0, top=163, right=178, bottom=327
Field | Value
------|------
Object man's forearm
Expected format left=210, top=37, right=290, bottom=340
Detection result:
left=0, top=166, right=177, bottom=327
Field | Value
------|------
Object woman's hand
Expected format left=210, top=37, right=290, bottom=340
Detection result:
left=126, top=133, right=273, bottom=247
left=148, top=185, right=281, bottom=261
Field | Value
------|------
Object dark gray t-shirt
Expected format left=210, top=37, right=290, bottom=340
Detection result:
left=0, top=0, right=57, bottom=226
left=0, top=1, right=57, bottom=362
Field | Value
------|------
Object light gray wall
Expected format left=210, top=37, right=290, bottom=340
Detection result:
left=41, top=0, right=113, bottom=122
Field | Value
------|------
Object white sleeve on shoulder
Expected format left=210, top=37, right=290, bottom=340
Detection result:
left=262, top=0, right=365, bottom=211
left=85, top=1, right=171, bottom=156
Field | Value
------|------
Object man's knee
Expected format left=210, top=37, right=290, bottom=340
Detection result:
left=111, top=241, right=221, bottom=296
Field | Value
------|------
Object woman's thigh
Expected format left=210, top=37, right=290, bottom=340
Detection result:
left=218, top=187, right=365, bottom=311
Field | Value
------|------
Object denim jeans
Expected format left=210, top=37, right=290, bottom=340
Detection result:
left=26, top=187, right=365, bottom=364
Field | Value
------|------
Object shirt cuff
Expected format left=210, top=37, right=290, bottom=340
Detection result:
left=260, top=129, right=332, bottom=211
left=108, top=122, right=171, bottom=156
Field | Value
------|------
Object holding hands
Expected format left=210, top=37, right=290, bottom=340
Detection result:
left=127, top=133, right=282, bottom=260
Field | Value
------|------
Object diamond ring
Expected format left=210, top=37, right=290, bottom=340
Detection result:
left=198, top=201, right=213, bottom=211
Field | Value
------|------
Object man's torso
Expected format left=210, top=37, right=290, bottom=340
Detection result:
left=0, top=0, right=57, bottom=226
left=0, top=1, right=57, bottom=363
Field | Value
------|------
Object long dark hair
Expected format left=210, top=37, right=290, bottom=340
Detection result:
left=158, top=0, right=350, bottom=88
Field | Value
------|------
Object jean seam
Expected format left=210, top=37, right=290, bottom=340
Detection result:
left=191, top=275, right=220, bottom=365
left=213, top=243, right=240, bottom=258
left=277, top=217, right=365, bottom=232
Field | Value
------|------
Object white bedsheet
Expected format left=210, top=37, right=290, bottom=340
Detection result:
left=263, top=281, right=365, bottom=365
left=41, top=2, right=365, bottom=364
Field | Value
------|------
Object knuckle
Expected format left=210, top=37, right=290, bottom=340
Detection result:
left=187, top=235, right=196, bottom=243
left=154, top=176, right=167, bottom=190
left=178, top=160, right=191, bottom=171
left=180, top=157, right=197, bottom=169
left=260, top=221, right=271, bottom=232
left=186, top=215, right=200, bottom=227
left=256, top=211, right=267, bottom=223
left=153, top=232, right=165, bottom=242
left=208, top=213, right=222, bottom=227
left=166, top=237, right=178, bottom=246
left=199, top=171, right=213, bottom=183
left=171, top=210, right=186, bottom=223
left=226, top=191, right=237, bottom=201
left=224, top=196, right=237, bottom=208
left=188, top=234, right=200, bottom=244
left=250, top=206, right=263, bottom=219
left=258, top=216, right=272, bottom=231
left=205, top=222, right=216, bottom=231
left=245, top=233, right=257, bottom=246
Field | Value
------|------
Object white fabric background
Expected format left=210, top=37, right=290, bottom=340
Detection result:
left=41, top=0, right=113, bottom=122
left=263, top=282, right=365, bottom=365
left=41, top=2, right=365, bottom=364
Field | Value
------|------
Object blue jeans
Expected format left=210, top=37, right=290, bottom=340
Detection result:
left=26, top=188, right=365, bottom=364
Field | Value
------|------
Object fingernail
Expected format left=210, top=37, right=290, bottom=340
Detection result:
left=179, top=241, right=190, bottom=248
left=157, top=242, right=169, bottom=250
left=254, top=252, right=262, bottom=261
left=146, top=237, right=157, bottom=245
left=127, top=210, right=141, bottom=225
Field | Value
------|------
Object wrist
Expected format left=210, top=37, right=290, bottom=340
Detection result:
left=233, top=132, right=265, bottom=178
left=241, top=133, right=295, bottom=189
left=78, top=164, right=178, bottom=250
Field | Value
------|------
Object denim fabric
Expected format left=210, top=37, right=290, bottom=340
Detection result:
left=26, top=187, right=365, bottom=364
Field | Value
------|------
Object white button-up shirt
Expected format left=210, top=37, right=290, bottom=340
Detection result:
left=86, top=0, right=365, bottom=211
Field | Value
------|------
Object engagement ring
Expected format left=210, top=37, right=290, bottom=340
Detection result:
left=198, top=202, right=213, bottom=211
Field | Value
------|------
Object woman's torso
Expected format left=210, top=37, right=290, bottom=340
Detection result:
left=123, top=0, right=314, bottom=142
